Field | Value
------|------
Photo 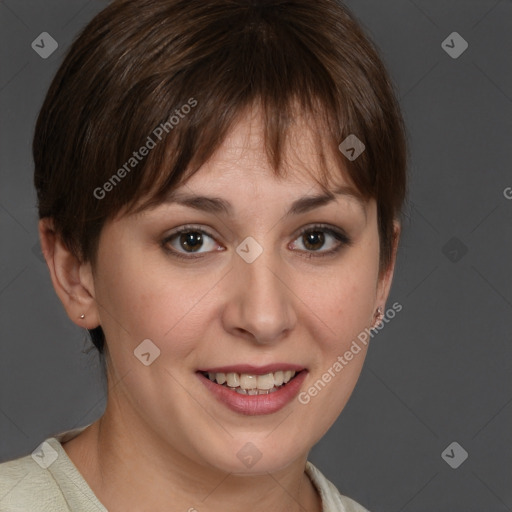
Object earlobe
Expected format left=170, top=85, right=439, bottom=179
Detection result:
left=38, top=218, right=100, bottom=329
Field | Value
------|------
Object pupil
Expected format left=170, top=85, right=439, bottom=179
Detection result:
left=304, top=231, right=324, bottom=251
left=180, top=232, right=202, bottom=252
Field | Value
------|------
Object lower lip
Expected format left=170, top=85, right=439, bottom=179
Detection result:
left=197, top=370, right=307, bottom=416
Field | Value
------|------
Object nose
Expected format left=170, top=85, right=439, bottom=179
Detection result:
left=222, top=244, right=297, bottom=345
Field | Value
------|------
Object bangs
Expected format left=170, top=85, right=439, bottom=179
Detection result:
left=101, top=9, right=379, bottom=220
left=124, top=97, right=370, bottom=219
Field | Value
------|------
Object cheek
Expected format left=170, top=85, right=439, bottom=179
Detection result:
left=296, top=238, right=379, bottom=349
left=93, top=245, right=222, bottom=362
left=291, top=250, right=379, bottom=442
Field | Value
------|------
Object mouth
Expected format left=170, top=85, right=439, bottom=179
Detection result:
left=196, top=364, right=307, bottom=415
left=199, top=369, right=299, bottom=395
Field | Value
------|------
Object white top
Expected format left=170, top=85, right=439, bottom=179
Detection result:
left=0, top=426, right=370, bottom=512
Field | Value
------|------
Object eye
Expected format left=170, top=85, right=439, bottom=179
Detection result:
left=289, top=224, right=352, bottom=257
left=162, top=225, right=222, bottom=259
left=162, top=223, right=352, bottom=260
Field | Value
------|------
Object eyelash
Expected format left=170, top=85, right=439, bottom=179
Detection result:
left=161, top=223, right=352, bottom=260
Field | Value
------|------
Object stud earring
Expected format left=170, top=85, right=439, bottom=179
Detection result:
left=372, top=306, right=384, bottom=328
left=79, top=314, right=85, bottom=319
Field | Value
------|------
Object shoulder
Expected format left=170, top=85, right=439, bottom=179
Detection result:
left=0, top=447, right=69, bottom=511
left=1, top=431, right=107, bottom=512
left=306, top=461, right=371, bottom=512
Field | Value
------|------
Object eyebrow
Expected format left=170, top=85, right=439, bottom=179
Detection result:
left=163, top=185, right=367, bottom=218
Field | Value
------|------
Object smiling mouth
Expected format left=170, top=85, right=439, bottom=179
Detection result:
left=200, top=370, right=299, bottom=395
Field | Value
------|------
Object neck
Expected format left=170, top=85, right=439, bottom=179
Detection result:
left=63, top=398, right=322, bottom=512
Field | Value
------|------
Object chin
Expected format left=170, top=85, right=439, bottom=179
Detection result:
left=198, top=435, right=307, bottom=476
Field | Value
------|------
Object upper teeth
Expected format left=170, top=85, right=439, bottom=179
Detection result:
left=206, top=370, right=297, bottom=390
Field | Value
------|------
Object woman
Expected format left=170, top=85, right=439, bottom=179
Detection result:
left=0, top=0, right=407, bottom=510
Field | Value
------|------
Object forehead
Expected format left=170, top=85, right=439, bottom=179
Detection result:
left=152, top=107, right=370, bottom=222
left=121, top=101, right=369, bottom=223
left=183, top=104, right=350, bottom=193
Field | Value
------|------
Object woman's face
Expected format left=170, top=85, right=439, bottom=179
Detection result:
left=86, top=108, right=397, bottom=474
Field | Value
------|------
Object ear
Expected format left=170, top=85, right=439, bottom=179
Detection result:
left=374, top=220, right=401, bottom=315
left=38, top=218, right=100, bottom=329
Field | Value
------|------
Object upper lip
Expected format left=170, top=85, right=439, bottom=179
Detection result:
left=197, top=363, right=305, bottom=375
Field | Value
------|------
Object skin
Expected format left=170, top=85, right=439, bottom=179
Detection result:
left=39, top=105, right=400, bottom=512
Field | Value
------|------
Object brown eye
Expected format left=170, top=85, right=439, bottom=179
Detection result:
left=162, top=226, right=222, bottom=259
left=290, top=224, right=352, bottom=257
left=178, top=231, right=204, bottom=252
left=302, top=231, right=326, bottom=251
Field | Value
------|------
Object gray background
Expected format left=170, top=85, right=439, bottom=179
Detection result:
left=0, top=1, right=511, bottom=511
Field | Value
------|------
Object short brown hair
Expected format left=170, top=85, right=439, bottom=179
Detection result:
left=33, top=0, right=408, bottom=355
